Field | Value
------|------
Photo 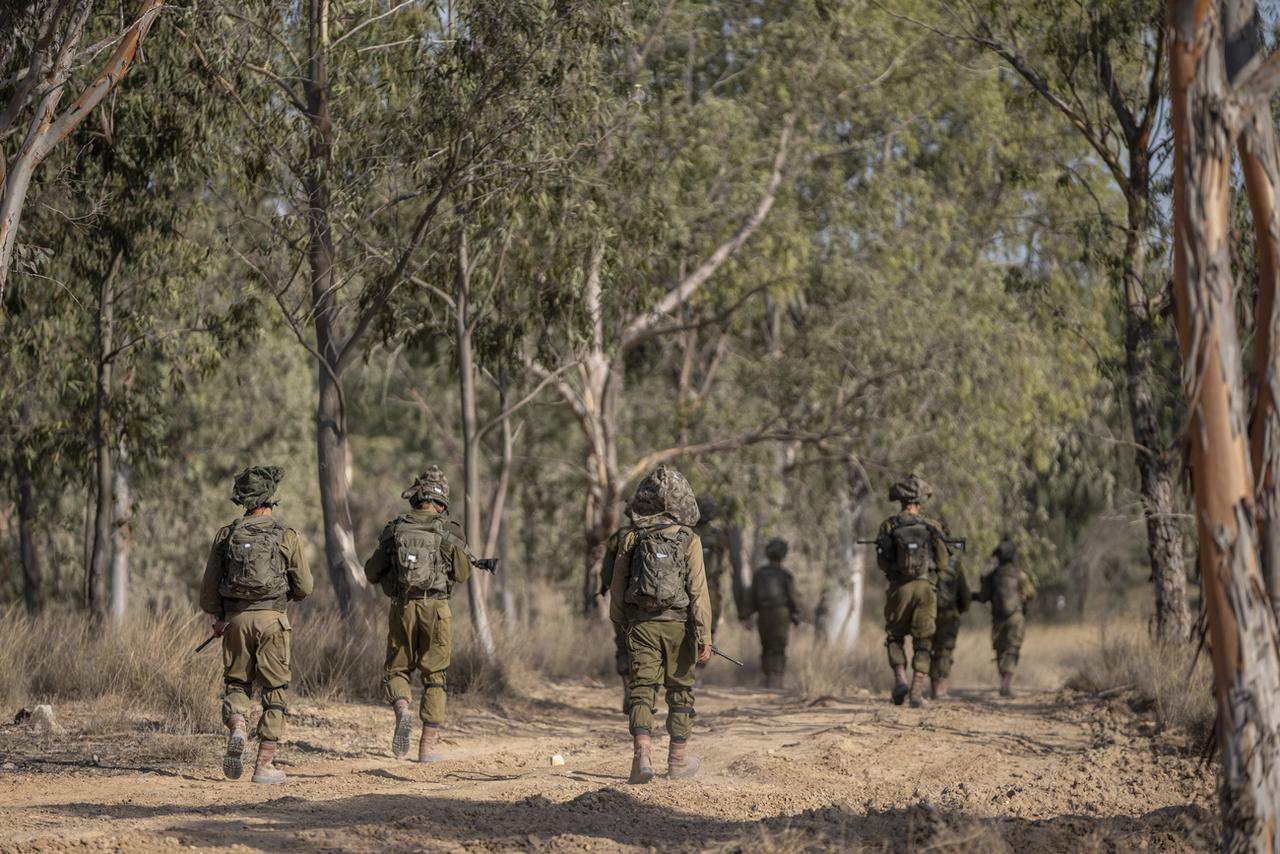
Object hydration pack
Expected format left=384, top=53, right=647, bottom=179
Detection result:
left=889, top=519, right=936, bottom=580
left=220, top=518, right=289, bottom=601
left=391, top=516, right=452, bottom=597
left=625, top=525, right=692, bottom=613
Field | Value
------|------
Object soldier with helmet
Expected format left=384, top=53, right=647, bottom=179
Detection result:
left=874, top=473, right=948, bottom=708
left=606, top=465, right=712, bottom=784
left=199, top=465, right=313, bottom=784
left=743, top=538, right=804, bottom=689
left=363, top=466, right=472, bottom=762
left=971, top=537, right=1036, bottom=697
left=929, top=522, right=971, bottom=700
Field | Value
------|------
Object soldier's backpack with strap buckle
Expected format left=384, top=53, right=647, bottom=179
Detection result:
left=391, top=516, right=453, bottom=597
left=889, top=518, right=936, bottom=580
left=220, top=518, right=289, bottom=601
left=754, top=568, right=790, bottom=609
left=625, top=525, right=692, bottom=613
left=993, top=568, right=1025, bottom=619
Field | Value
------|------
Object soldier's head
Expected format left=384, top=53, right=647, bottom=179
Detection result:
left=231, top=465, right=284, bottom=514
left=888, top=472, right=932, bottom=512
left=765, top=538, right=788, bottom=562
left=696, top=496, right=720, bottom=524
left=993, top=537, right=1017, bottom=564
left=403, top=466, right=449, bottom=512
left=629, top=465, right=700, bottom=527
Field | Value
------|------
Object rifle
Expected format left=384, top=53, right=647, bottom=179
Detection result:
left=194, top=635, right=217, bottom=653
left=710, top=645, right=744, bottom=667
left=856, top=537, right=967, bottom=553
left=470, top=557, right=499, bottom=573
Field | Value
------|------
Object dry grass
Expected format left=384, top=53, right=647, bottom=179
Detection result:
left=1065, top=621, right=1215, bottom=742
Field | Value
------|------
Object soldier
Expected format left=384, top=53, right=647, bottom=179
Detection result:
left=971, top=537, right=1036, bottom=698
left=875, top=473, right=948, bottom=709
left=743, top=538, right=803, bottom=689
left=607, top=465, right=712, bottom=784
left=200, top=465, right=313, bottom=785
left=929, top=524, right=971, bottom=700
left=600, top=507, right=634, bottom=713
left=694, top=496, right=738, bottom=632
left=363, top=466, right=471, bottom=762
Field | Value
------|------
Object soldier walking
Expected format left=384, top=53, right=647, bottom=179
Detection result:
left=743, top=538, right=803, bottom=689
left=971, top=537, right=1036, bottom=697
left=874, top=474, right=948, bottom=709
left=929, top=524, right=971, bottom=700
left=363, top=467, right=472, bottom=762
left=200, top=465, right=313, bottom=784
left=607, top=465, right=712, bottom=784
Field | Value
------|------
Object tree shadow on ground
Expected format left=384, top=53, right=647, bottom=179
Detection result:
left=49, top=789, right=1216, bottom=852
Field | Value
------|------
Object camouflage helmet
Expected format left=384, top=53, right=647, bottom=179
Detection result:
left=993, top=537, right=1017, bottom=564
left=402, top=465, right=450, bottom=508
left=629, top=465, right=700, bottom=528
left=888, top=472, right=933, bottom=505
left=765, top=538, right=789, bottom=560
left=231, top=465, right=284, bottom=509
left=696, top=495, right=720, bottom=523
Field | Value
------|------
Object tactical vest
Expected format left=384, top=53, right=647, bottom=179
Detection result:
left=220, top=518, right=289, bottom=602
left=624, top=525, right=692, bottom=613
left=887, top=517, right=936, bottom=581
left=754, top=567, right=790, bottom=610
left=390, top=515, right=454, bottom=598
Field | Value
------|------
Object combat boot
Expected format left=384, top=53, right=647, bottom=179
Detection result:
left=667, top=737, right=701, bottom=780
left=628, top=732, right=654, bottom=784
left=908, top=672, right=929, bottom=709
left=391, top=698, right=413, bottom=759
left=999, top=671, right=1015, bottom=698
left=931, top=676, right=949, bottom=700
left=251, top=740, right=286, bottom=785
left=222, top=714, right=248, bottom=780
left=891, top=665, right=910, bottom=706
left=417, top=725, right=445, bottom=763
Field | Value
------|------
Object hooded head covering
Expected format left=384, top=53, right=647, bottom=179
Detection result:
left=629, top=465, right=700, bottom=528
left=231, top=466, right=285, bottom=509
left=696, top=496, right=720, bottom=524
left=993, top=537, right=1017, bottom=564
left=888, top=472, right=933, bottom=506
left=765, top=538, right=789, bottom=561
left=402, top=466, right=450, bottom=508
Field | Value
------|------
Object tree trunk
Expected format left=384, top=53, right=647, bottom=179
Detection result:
left=1168, top=2, right=1280, bottom=841
left=88, top=251, right=121, bottom=618
left=823, top=463, right=868, bottom=649
left=456, top=225, right=496, bottom=658
left=304, top=0, right=363, bottom=612
left=109, top=438, right=132, bottom=624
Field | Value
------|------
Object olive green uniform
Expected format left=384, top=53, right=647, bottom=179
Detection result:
left=744, top=563, right=802, bottom=677
left=694, top=523, right=733, bottom=628
left=877, top=512, right=948, bottom=675
left=363, top=507, right=471, bottom=725
left=200, top=516, right=313, bottom=743
left=973, top=561, right=1036, bottom=674
left=601, top=528, right=631, bottom=678
left=609, top=527, right=711, bottom=740
left=930, top=552, right=971, bottom=681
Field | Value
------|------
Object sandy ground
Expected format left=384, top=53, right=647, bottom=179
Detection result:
left=0, top=668, right=1216, bottom=853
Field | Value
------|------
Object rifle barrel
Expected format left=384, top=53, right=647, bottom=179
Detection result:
left=194, top=635, right=217, bottom=653
left=711, top=645, right=744, bottom=667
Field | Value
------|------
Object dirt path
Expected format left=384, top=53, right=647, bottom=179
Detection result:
left=0, top=677, right=1215, bottom=853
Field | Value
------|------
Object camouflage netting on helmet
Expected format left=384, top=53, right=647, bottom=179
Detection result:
left=630, top=465, right=700, bottom=528
left=696, top=496, right=720, bottom=523
left=402, top=465, right=450, bottom=507
left=888, top=473, right=933, bottom=505
left=993, top=538, right=1017, bottom=564
left=765, top=538, right=789, bottom=561
left=231, top=466, right=285, bottom=509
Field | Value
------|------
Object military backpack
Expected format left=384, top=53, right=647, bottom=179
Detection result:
left=390, top=516, right=454, bottom=598
left=883, top=517, right=937, bottom=581
left=992, top=567, right=1026, bottom=619
left=754, top=567, right=791, bottom=610
left=220, top=518, right=289, bottom=601
left=625, top=525, right=692, bottom=613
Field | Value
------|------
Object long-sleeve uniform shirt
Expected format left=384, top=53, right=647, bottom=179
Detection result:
left=607, top=524, right=713, bottom=648
left=363, top=506, right=472, bottom=597
left=200, top=515, right=313, bottom=619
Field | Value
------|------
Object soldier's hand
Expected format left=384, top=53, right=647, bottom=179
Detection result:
left=697, top=644, right=712, bottom=664
left=211, top=619, right=227, bottom=637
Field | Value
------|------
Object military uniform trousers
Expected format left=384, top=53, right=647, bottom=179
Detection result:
left=930, top=606, right=961, bottom=681
left=613, top=621, right=630, bottom=676
left=222, top=610, right=292, bottom=742
left=756, top=606, right=792, bottom=675
left=384, top=598, right=452, bottom=725
left=625, top=620, right=697, bottom=740
left=707, top=571, right=725, bottom=629
left=992, top=612, right=1025, bottom=675
left=884, top=579, right=936, bottom=675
